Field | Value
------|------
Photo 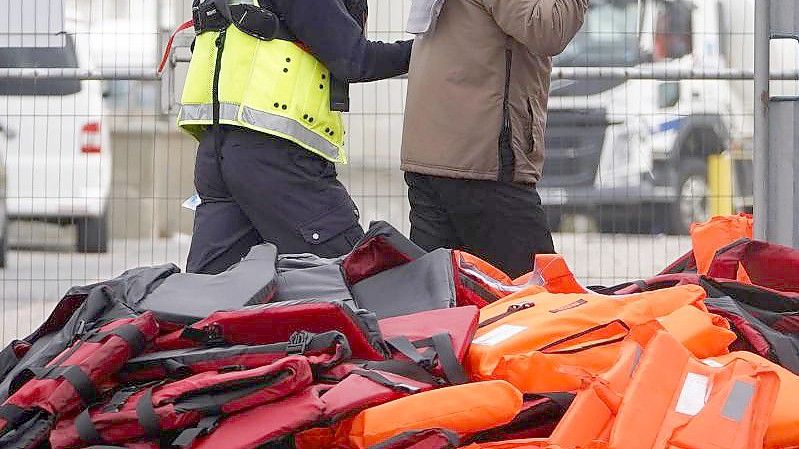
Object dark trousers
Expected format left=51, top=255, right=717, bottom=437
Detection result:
left=187, top=127, right=364, bottom=274
left=405, top=172, right=555, bottom=279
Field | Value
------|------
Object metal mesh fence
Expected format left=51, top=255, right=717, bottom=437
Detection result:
left=0, top=0, right=767, bottom=343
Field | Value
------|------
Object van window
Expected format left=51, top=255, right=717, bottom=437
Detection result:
left=555, top=0, right=643, bottom=68
left=0, top=34, right=81, bottom=96
left=654, top=0, right=693, bottom=60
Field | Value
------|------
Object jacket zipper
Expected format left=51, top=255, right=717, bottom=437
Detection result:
left=498, top=46, right=514, bottom=183
left=478, top=302, right=535, bottom=329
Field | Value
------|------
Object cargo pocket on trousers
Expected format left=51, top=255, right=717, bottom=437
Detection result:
left=297, top=200, right=363, bottom=252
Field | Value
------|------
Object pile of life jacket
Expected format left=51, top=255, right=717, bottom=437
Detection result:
left=0, top=216, right=798, bottom=449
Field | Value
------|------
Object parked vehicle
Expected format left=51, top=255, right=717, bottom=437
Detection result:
left=0, top=125, right=8, bottom=267
left=542, top=0, right=759, bottom=234
left=0, top=1, right=112, bottom=253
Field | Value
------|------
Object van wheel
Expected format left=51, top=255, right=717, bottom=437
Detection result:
left=76, top=214, right=109, bottom=253
left=669, top=159, right=709, bottom=235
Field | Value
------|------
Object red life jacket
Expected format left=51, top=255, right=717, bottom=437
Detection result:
left=50, top=355, right=321, bottom=449
left=155, top=300, right=388, bottom=361
left=120, top=331, right=351, bottom=383
left=0, top=313, right=159, bottom=435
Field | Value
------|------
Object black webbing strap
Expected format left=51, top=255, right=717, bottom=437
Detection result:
left=369, top=428, right=460, bottom=449
left=136, top=389, right=161, bottom=439
left=171, top=415, right=221, bottom=448
left=103, top=387, right=141, bottom=413
left=34, top=366, right=99, bottom=406
left=384, top=333, right=467, bottom=385
left=428, top=333, right=467, bottom=385
left=386, top=337, right=431, bottom=366
left=76, top=409, right=104, bottom=445
left=84, top=324, right=148, bottom=356
left=0, top=404, right=26, bottom=425
left=350, top=369, right=421, bottom=394
left=361, top=360, right=442, bottom=386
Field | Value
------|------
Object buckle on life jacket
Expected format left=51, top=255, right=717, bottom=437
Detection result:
left=286, top=331, right=314, bottom=355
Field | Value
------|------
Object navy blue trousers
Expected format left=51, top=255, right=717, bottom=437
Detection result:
left=187, top=127, right=364, bottom=274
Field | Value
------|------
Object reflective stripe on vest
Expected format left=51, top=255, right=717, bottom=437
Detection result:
left=178, top=103, right=341, bottom=161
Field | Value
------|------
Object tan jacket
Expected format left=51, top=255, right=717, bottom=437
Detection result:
left=401, top=0, right=588, bottom=184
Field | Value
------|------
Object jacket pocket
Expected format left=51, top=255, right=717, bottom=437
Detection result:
left=297, top=199, right=362, bottom=246
left=526, top=98, right=536, bottom=157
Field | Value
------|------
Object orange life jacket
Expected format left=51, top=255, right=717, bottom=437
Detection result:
left=467, top=285, right=736, bottom=393
left=548, top=331, right=779, bottom=449
left=708, top=351, right=799, bottom=449
left=525, top=254, right=587, bottom=294
left=690, top=213, right=753, bottom=282
left=460, top=439, right=548, bottom=449
left=453, top=251, right=546, bottom=301
left=346, top=381, right=523, bottom=449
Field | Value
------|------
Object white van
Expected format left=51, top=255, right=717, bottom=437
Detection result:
left=0, top=0, right=112, bottom=253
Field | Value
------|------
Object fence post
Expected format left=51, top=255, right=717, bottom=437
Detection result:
left=757, top=0, right=799, bottom=247
left=753, top=0, right=770, bottom=241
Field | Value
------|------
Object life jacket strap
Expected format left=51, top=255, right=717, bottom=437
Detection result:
left=76, top=408, right=104, bottom=446
left=83, top=324, right=148, bottom=356
left=171, top=415, right=222, bottom=448
left=0, top=404, right=26, bottom=426
left=135, top=389, right=162, bottom=439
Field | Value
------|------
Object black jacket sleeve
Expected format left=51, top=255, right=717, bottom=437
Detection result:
left=268, top=0, right=412, bottom=83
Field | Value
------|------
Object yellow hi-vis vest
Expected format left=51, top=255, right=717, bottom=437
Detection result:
left=177, top=7, right=346, bottom=163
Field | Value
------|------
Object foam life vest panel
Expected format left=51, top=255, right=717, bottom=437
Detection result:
left=49, top=356, right=317, bottom=449
left=707, top=351, right=799, bottom=449
left=375, top=307, right=478, bottom=385
left=274, top=221, right=427, bottom=313
left=452, top=252, right=548, bottom=307
left=188, top=387, right=326, bottom=449
left=545, top=337, right=648, bottom=448
left=320, top=368, right=436, bottom=424
left=705, top=295, right=799, bottom=374
left=350, top=249, right=457, bottom=319
left=154, top=300, right=388, bottom=361
left=135, top=244, right=278, bottom=325
left=347, top=381, right=523, bottom=449
left=527, top=254, right=587, bottom=294
left=0, top=313, right=159, bottom=435
left=690, top=214, right=753, bottom=281
left=467, top=286, right=736, bottom=393
left=341, top=221, right=427, bottom=285
left=707, top=238, right=799, bottom=293
left=545, top=332, right=779, bottom=449
left=121, top=331, right=351, bottom=383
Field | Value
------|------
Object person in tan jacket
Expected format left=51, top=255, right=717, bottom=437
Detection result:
left=401, top=0, right=589, bottom=278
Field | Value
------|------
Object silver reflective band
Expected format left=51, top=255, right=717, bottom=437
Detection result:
left=241, top=106, right=340, bottom=160
left=178, top=103, right=239, bottom=122
left=178, top=103, right=341, bottom=161
left=722, top=381, right=755, bottom=422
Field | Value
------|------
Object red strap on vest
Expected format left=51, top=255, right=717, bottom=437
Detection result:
left=158, top=20, right=194, bottom=73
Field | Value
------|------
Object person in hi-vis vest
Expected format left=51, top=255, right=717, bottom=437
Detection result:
left=179, top=0, right=411, bottom=274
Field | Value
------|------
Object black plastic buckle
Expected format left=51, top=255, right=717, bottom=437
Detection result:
left=286, top=331, right=313, bottom=355
left=193, top=1, right=228, bottom=34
